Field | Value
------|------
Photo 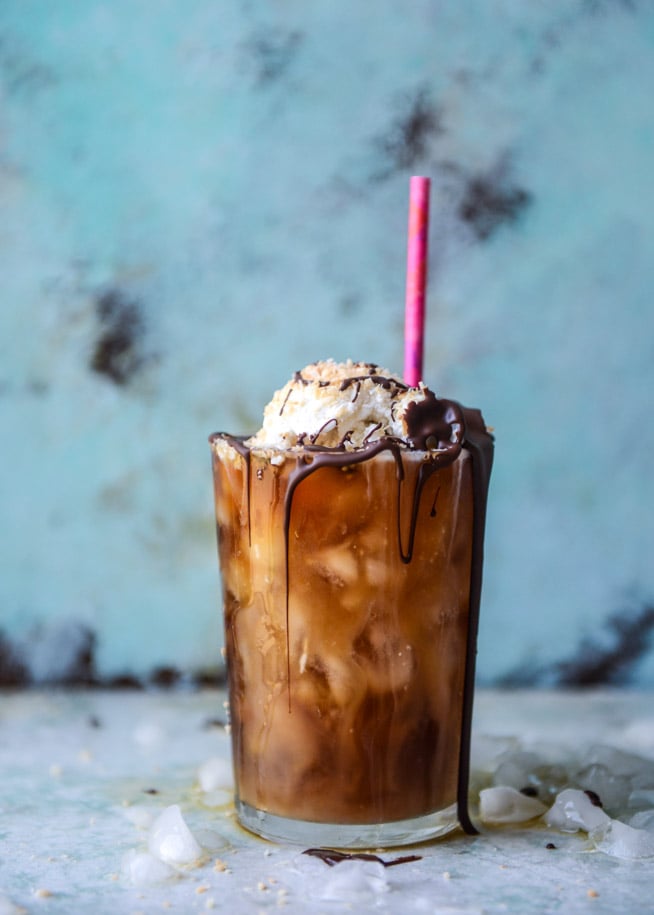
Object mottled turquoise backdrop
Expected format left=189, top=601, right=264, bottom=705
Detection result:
left=1, top=1, right=653, bottom=686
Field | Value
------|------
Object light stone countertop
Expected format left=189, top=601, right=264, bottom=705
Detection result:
left=1, top=689, right=653, bottom=915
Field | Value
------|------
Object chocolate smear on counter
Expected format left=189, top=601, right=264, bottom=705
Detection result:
left=303, top=848, right=422, bottom=867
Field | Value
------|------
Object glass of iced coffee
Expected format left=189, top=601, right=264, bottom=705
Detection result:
left=210, top=360, right=493, bottom=847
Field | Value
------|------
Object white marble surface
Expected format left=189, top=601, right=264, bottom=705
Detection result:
left=1, top=688, right=653, bottom=914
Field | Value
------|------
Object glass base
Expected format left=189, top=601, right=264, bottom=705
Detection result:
left=235, top=799, right=459, bottom=848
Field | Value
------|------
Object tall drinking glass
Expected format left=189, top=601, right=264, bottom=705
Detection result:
left=209, top=403, right=492, bottom=848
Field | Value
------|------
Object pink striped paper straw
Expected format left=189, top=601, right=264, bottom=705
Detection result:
left=404, top=175, right=431, bottom=387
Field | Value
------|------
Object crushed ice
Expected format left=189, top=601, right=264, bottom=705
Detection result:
left=148, top=804, right=204, bottom=865
left=117, top=731, right=654, bottom=891
left=122, top=803, right=158, bottom=830
left=122, top=804, right=205, bottom=886
left=315, top=859, right=389, bottom=901
left=591, top=818, right=654, bottom=859
left=121, top=850, right=175, bottom=886
left=479, top=786, right=547, bottom=823
left=543, top=788, right=610, bottom=833
left=630, top=809, right=654, bottom=831
left=480, top=739, right=654, bottom=858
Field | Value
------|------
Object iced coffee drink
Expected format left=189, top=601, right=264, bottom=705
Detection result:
left=210, top=360, right=493, bottom=847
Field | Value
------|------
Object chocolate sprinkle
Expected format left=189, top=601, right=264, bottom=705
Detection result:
left=584, top=789, right=603, bottom=808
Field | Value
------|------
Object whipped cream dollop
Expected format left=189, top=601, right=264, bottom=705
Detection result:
left=247, top=360, right=464, bottom=452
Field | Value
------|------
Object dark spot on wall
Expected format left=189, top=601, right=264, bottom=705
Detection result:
left=90, top=289, right=148, bottom=386
left=193, top=667, right=228, bottom=689
left=531, top=3, right=635, bottom=75
left=0, top=616, right=227, bottom=689
left=26, top=379, right=49, bottom=397
left=106, top=673, right=143, bottom=689
left=0, top=622, right=96, bottom=687
left=498, top=602, right=654, bottom=687
left=582, top=0, right=637, bottom=14
left=555, top=604, right=654, bottom=687
left=339, top=294, right=361, bottom=316
left=202, top=716, right=228, bottom=730
left=150, top=666, right=181, bottom=688
left=0, top=37, right=56, bottom=97
left=245, top=29, right=303, bottom=84
left=57, top=625, right=97, bottom=686
left=0, top=630, right=29, bottom=687
left=373, top=87, right=443, bottom=180
left=458, top=171, right=531, bottom=240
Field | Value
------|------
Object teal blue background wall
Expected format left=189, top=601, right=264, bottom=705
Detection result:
left=2, top=1, right=653, bottom=686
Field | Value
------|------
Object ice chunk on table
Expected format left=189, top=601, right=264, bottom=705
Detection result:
left=590, top=818, right=654, bottom=859
left=581, top=744, right=654, bottom=783
left=479, top=786, right=547, bottom=823
left=574, top=762, right=631, bottom=812
left=122, top=803, right=157, bottom=830
left=544, top=788, right=611, bottom=833
left=121, top=850, right=175, bottom=886
left=316, top=859, right=389, bottom=902
left=629, top=809, right=654, bottom=832
left=148, top=804, right=203, bottom=865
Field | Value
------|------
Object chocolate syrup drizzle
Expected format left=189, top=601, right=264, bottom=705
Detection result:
left=303, top=848, right=422, bottom=867
left=210, top=371, right=493, bottom=835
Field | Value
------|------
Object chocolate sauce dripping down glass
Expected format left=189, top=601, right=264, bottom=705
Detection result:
left=455, top=407, right=494, bottom=835
left=212, top=434, right=253, bottom=547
